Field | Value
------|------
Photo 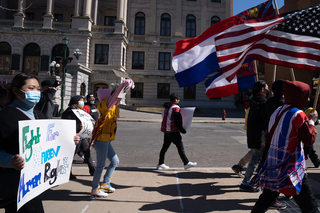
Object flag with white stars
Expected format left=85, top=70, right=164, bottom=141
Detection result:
left=215, top=4, right=320, bottom=82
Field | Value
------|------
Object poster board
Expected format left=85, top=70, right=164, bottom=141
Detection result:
left=17, top=119, right=76, bottom=210
left=72, top=109, right=95, bottom=138
left=180, top=107, right=196, bottom=131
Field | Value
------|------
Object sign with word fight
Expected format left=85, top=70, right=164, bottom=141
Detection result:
left=17, top=120, right=76, bottom=210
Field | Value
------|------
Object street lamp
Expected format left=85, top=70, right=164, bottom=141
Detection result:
left=74, top=49, right=81, bottom=60
left=49, top=61, right=60, bottom=76
left=59, top=36, right=70, bottom=116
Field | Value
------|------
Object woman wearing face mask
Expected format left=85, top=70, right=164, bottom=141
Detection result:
left=61, top=95, right=95, bottom=179
left=83, top=94, right=99, bottom=121
left=0, top=73, right=45, bottom=212
left=0, top=73, right=80, bottom=213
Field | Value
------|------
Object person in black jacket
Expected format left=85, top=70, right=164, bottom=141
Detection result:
left=157, top=93, right=197, bottom=170
left=240, top=80, right=269, bottom=192
left=83, top=94, right=99, bottom=121
left=62, top=95, right=95, bottom=179
left=35, top=79, right=61, bottom=118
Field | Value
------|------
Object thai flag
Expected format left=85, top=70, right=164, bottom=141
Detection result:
left=172, top=0, right=274, bottom=87
left=205, top=60, right=256, bottom=98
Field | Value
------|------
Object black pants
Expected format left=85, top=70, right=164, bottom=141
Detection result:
left=3, top=196, right=44, bottom=213
left=158, top=132, right=189, bottom=165
left=75, top=138, right=95, bottom=170
left=252, top=174, right=319, bottom=213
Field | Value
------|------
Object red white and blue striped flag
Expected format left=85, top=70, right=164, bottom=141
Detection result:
left=172, top=0, right=274, bottom=87
left=217, top=4, right=320, bottom=82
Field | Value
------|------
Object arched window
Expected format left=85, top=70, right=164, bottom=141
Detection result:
left=51, top=44, right=70, bottom=75
left=0, top=42, right=11, bottom=72
left=160, top=13, right=171, bottom=36
left=186, top=15, right=196, bottom=37
left=211, top=16, right=221, bottom=26
left=23, top=43, right=40, bottom=74
left=135, top=12, right=145, bottom=35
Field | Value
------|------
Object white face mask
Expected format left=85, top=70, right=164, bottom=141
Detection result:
left=78, top=101, right=84, bottom=107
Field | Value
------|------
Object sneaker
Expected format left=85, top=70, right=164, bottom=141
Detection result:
left=313, top=159, right=320, bottom=168
left=157, top=164, right=170, bottom=170
left=91, top=188, right=108, bottom=198
left=100, top=183, right=115, bottom=193
left=270, top=200, right=287, bottom=210
left=239, top=184, right=260, bottom=192
left=184, top=162, right=197, bottom=170
left=231, top=164, right=244, bottom=178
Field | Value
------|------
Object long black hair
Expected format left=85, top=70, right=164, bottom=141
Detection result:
left=9, top=73, right=39, bottom=104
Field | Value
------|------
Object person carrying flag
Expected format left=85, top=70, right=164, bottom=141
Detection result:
left=251, top=81, right=319, bottom=212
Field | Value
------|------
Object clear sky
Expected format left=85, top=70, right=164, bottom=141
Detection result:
left=233, top=0, right=284, bottom=15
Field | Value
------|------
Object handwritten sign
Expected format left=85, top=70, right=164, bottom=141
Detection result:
left=18, top=120, right=76, bottom=210
left=72, top=109, right=95, bottom=138
left=180, top=107, right=196, bottom=132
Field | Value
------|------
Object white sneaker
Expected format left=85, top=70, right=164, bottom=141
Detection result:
left=100, top=183, right=115, bottom=193
left=157, top=164, right=170, bottom=170
left=91, top=188, right=108, bottom=198
left=184, top=162, right=197, bottom=170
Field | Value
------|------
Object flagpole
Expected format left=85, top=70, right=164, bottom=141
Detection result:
left=272, top=0, right=279, bottom=82
left=313, top=75, right=320, bottom=110
left=273, top=0, right=296, bottom=81
left=254, top=60, right=259, bottom=81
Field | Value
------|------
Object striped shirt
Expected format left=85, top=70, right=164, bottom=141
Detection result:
left=161, top=104, right=180, bottom=132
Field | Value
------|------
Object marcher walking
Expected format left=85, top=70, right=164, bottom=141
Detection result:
left=157, top=93, right=197, bottom=170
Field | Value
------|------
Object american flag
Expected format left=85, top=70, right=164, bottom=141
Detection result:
left=216, top=4, right=320, bottom=82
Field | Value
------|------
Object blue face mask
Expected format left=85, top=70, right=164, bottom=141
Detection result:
left=78, top=101, right=84, bottom=107
left=20, top=89, right=41, bottom=107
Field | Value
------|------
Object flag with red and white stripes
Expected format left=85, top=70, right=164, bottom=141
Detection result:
left=216, top=4, right=320, bottom=82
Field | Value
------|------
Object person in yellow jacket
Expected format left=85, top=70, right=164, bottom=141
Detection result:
left=90, top=79, right=134, bottom=198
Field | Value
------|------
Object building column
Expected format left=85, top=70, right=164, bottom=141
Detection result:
left=149, top=0, right=156, bottom=36
left=114, top=0, right=125, bottom=33
left=92, top=0, right=98, bottom=24
left=84, top=0, right=92, bottom=18
left=174, top=0, right=182, bottom=37
left=13, top=0, right=25, bottom=28
left=200, top=0, right=207, bottom=33
left=72, top=0, right=93, bottom=30
left=43, top=0, right=54, bottom=29
left=74, top=0, right=80, bottom=17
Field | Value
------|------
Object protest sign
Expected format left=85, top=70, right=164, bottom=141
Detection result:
left=72, top=109, right=95, bottom=138
left=180, top=107, right=196, bottom=131
left=17, top=119, right=76, bottom=210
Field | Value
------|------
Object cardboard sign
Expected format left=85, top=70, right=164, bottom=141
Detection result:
left=180, top=107, right=196, bottom=131
left=72, top=109, right=95, bottom=138
left=18, top=120, right=76, bottom=210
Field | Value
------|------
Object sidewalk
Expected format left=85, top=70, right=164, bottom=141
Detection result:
left=38, top=167, right=320, bottom=213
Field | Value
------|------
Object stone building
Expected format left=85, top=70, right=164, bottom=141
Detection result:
left=0, top=0, right=233, bottom=112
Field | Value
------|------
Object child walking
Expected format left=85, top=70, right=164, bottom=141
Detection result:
left=157, top=93, right=197, bottom=170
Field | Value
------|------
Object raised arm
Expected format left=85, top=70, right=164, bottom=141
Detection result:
left=106, top=79, right=134, bottom=109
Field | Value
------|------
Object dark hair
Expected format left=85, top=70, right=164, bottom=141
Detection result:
left=252, top=80, right=266, bottom=96
left=9, top=73, right=39, bottom=104
left=169, top=93, right=180, bottom=101
left=68, top=95, right=83, bottom=106
left=86, top=94, right=94, bottom=101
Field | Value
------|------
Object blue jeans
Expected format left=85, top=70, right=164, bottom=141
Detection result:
left=92, top=140, right=119, bottom=190
left=242, top=148, right=263, bottom=185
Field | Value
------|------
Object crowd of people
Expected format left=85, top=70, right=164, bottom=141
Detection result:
left=0, top=73, right=320, bottom=212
